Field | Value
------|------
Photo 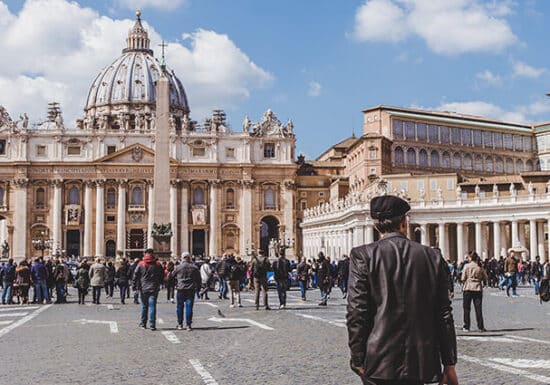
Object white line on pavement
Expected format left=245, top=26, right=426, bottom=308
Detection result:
left=0, top=312, right=28, bottom=318
left=490, top=358, right=550, bottom=369
left=505, top=335, right=550, bottom=345
left=294, top=313, right=346, bottom=328
left=198, top=302, right=219, bottom=308
left=158, top=318, right=165, bottom=324
left=107, top=305, right=114, bottom=310
left=73, top=319, right=119, bottom=333
left=0, top=320, right=13, bottom=326
left=207, top=316, right=274, bottom=330
left=459, top=354, right=550, bottom=384
left=457, top=336, right=525, bottom=343
left=0, top=305, right=52, bottom=339
left=161, top=331, right=180, bottom=344
left=189, top=359, right=219, bottom=385
left=0, top=306, right=39, bottom=312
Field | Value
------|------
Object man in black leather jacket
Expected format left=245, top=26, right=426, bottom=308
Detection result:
left=346, top=195, right=458, bottom=385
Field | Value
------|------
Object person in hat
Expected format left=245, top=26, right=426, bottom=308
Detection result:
left=133, top=249, right=164, bottom=330
left=346, top=195, right=458, bottom=385
left=173, top=252, right=201, bottom=331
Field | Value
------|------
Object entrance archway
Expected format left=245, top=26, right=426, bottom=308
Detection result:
left=260, top=216, right=279, bottom=256
left=66, top=230, right=80, bottom=258
left=105, top=240, right=116, bottom=258
left=128, top=229, right=145, bottom=260
left=192, top=229, right=205, bottom=257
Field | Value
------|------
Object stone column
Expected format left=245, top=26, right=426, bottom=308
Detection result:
left=353, top=226, right=364, bottom=247
left=547, top=218, right=550, bottom=262
left=239, top=180, right=253, bottom=257
left=529, top=219, right=537, bottom=261
left=475, top=222, right=482, bottom=256
left=282, top=180, right=295, bottom=259
left=170, top=180, right=179, bottom=256
left=12, top=179, right=29, bottom=260
left=366, top=223, right=374, bottom=244
left=147, top=182, right=154, bottom=248
left=456, top=223, right=464, bottom=263
left=83, top=181, right=93, bottom=257
left=52, top=179, right=63, bottom=253
left=208, top=180, right=220, bottom=257
left=116, top=180, right=126, bottom=255
left=511, top=220, right=519, bottom=247
left=538, top=222, right=545, bottom=259
left=438, top=223, right=447, bottom=258
left=420, top=223, right=428, bottom=246
left=95, top=180, right=105, bottom=257
left=519, top=222, right=526, bottom=249
left=493, top=221, right=501, bottom=259
left=180, top=182, right=189, bottom=254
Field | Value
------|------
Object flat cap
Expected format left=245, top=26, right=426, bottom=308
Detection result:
left=370, top=195, right=410, bottom=220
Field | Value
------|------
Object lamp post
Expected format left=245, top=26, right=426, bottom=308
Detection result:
left=32, top=231, right=54, bottom=258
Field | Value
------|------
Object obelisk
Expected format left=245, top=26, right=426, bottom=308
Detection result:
left=151, top=65, right=172, bottom=257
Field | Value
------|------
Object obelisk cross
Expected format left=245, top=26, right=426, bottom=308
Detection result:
left=159, top=40, right=167, bottom=70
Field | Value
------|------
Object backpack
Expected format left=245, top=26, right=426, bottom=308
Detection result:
left=540, top=279, right=550, bottom=303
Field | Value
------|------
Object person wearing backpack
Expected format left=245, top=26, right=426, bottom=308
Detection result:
left=316, top=252, right=331, bottom=306
left=251, top=249, right=271, bottom=310
left=272, top=246, right=290, bottom=309
left=75, top=261, right=90, bottom=305
left=53, top=259, right=67, bottom=304
left=224, top=254, right=243, bottom=308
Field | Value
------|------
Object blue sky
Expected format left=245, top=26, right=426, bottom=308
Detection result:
left=1, top=0, right=550, bottom=159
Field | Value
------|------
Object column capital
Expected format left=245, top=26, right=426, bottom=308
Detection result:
left=49, top=178, right=63, bottom=187
left=180, top=180, right=190, bottom=189
left=283, top=179, right=296, bottom=190
left=238, top=179, right=255, bottom=188
left=145, top=179, right=154, bottom=187
left=170, top=179, right=181, bottom=187
left=95, top=179, right=106, bottom=187
left=209, top=179, right=222, bottom=187
left=118, top=178, right=128, bottom=187
left=12, top=178, right=29, bottom=188
left=83, top=180, right=95, bottom=188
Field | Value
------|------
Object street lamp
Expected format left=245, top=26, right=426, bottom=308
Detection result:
left=32, top=231, right=54, bottom=258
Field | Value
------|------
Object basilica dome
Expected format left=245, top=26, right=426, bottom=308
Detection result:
left=82, top=11, right=189, bottom=131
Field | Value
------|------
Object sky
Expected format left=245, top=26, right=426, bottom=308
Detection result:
left=1, top=0, right=550, bottom=159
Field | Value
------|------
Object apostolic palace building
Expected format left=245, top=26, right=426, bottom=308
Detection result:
left=1, top=13, right=550, bottom=263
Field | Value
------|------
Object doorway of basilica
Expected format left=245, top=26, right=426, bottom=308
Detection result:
left=192, top=229, right=205, bottom=257
left=66, top=230, right=80, bottom=259
left=128, top=229, right=145, bottom=259
left=106, top=240, right=116, bottom=258
left=260, top=216, right=279, bottom=256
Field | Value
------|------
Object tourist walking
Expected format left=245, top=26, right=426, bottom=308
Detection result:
left=173, top=253, right=201, bottom=330
left=272, top=247, right=290, bottom=309
left=15, top=260, right=31, bottom=305
left=531, top=256, right=543, bottom=295
left=164, top=261, right=176, bottom=303
left=115, top=258, right=130, bottom=304
left=337, top=255, right=350, bottom=299
left=75, top=261, right=90, bottom=305
left=90, top=258, right=106, bottom=305
left=31, top=258, right=50, bottom=304
left=53, top=259, right=66, bottom=303
left=347, top=195, right=458, bottom=385
left=461, top=252, right=487, bottom=332
left=1, top=258, right=16, bottom=305
left=316, top=252, right=331, bottom=306
left=296, top=257, right=309, bottom=300
left=224, top=254, right=243, bottom=308
left=129, top=258, right=140, bottom=304
left=505, top=249, right=520, bottom=297
left=251, top=250, right=271, bottom=310
left=104, top=261, right=115, bottom=298
left=133, top=249, right=164, bottom=330
left=199, top=257, right=213, bottom=300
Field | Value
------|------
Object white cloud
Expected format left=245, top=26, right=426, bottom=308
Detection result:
left=512, top=61, right=545, bottom=78
left=115, top=0, right=188, bottom=11
left=0, top=0, right=272, bottom=126
left=308, top=81, right=322, bottom=97
left=476, top=70, right=502, bottom=86
left=352, top=0, right=517, bottom=55
left=435, top=99, right=550, bottom=125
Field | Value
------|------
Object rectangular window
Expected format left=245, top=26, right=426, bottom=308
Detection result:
left=503, top=133, right=513, bottom=150
left=461, top=129, right=471, bottom=146
left=428, top=125, right=439, bottom=143
left=226, top=148, right=235, bottom=159
left=400, top=181, right=408, bottom=192
left=392, top=119, right=404, bottom=139
left=523, top=136, right=532, bottom=152
left=451, top=127, right=461, bottom=145
left=300, top=200, right=307, bottom=210
left=318, top=192, right=325, bottom=197
left=483, top=131, right=493, bottom=148
left=430, top=179, right=438, bottom=191
left=513, top=135, right=523, bottom=151
left=447, top=178, right=454, bottom=190
left=417, top=180, right=425, bottom=191
left=369, top=149, right=377, bottom=159
left=107, top=145, right=116, bottom=155
left=106, top=215, right=116, bottom=223
left=192, top=147, right=206, bottom=157
left=404, top=121, right=415, bottom=139
left=67, top=146, right=81, bottom=155
left=36, top=145, right=46, bottom=156
left=473, top=130, right=482, bottom=147
left=0, top=140, right=5, bottom=155
left=264, top=143, right=275, bottom=158
left=494, top=132, right=503, bottom=149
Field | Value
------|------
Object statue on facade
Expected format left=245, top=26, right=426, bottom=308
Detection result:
left=509, top=183, right=516, bottom=196
left=182, top=114, right=190, bottom=131
left=242, top=115, right=251, bottom=132
left=20, top=113, right=29, bottom=129
left=99, top=114, right=108, bottom=130
left=149, top=112, right=156, bottom=130
left=135, top=113, right=144, bottom=131
left=55, top=112, right=64, bottom=129
left=419, top=188, right=426, bottom=201
left=492, top=184, right=498, bottom=197
left=118, top=112, right=127, bottom=130
left=474, top=184, right=480, bottom=197
left=1, top=240, right=8, bottom=258
left=528, top=181, right=534, bottom=195
left=169, top=114, right=176, bottom=131
left=436, top=186, right=443, bottom=201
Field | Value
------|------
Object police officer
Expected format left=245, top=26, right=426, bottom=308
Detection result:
left=346, top=195, right=458, bottom=385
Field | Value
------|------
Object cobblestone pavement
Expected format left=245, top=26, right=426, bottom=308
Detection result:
left=0, top=283, right=549, bottom=385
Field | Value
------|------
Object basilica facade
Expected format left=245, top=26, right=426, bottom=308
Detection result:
left=0, top=13, right=297, bottom=261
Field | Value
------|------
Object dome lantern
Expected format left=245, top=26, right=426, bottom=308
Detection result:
left=123, top=10, right=153, bottom=55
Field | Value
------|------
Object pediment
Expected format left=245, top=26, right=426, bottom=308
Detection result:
left=96, top=143, right=179, bottom=165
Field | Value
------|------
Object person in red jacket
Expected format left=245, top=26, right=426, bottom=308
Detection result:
left=133, top=249, right=164, bottom=331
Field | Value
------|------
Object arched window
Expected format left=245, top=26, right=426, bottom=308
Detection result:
left=193, top=187, right=204, bottom=205
left=430, top=150, right=440, bottom=168
left=505, top=158, right=514, bottom=174
left=406, top=148, right=416, bottom=165
left=106, top=188, right=116, bottom=209
left=131, top=186, right=143, bottom=205
left=525, top=159, right=533, bottom=172
left=485, top=156, right=494, bottom=173
left=516, top=159, right=524, bottom=173
left=225, top=231, right=236, bottom=250
left=463, top=154, right=472, bottom=170
left=453, top=153, right=461, bottom=169
left=495, top=157, right=504, bottom=173
left=36, top=187, right=45, bottom=209
left=394, top=147, right=404, bottom=165
left=535, top=160, right=541, bottom=171
left=474, top=155, right=483, bottom=171
left=68, top=187, right=80, bottom=205
left=226, top=188, right=235, bottom=209
left=0, top=187, right=4, bottom=206
left=442, top=152, right=451, bottom=168
left=418, top=149, right=428, bottom=167
left=264, top=188, right=276, bottom=210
